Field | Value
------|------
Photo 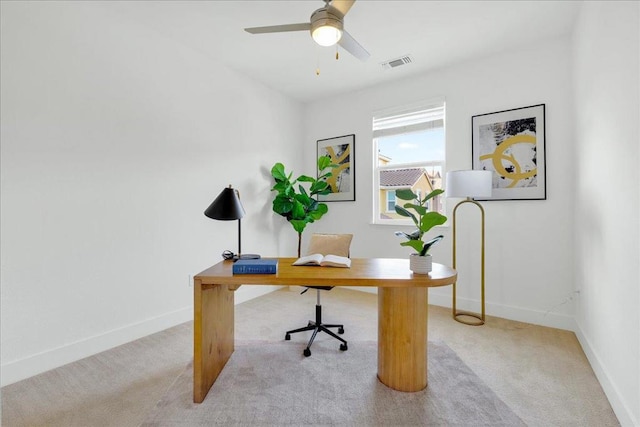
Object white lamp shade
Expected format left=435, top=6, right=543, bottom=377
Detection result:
left=445, top=170, right=493, bottom=198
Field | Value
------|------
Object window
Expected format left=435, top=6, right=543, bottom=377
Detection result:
left=372, top=100, right=446, bottom=225
left=386, top=190, right=396, bottom=212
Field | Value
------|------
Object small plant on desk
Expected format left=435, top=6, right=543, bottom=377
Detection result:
left=393, top=188, right=447, bottom=273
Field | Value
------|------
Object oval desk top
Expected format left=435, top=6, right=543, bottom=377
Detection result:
left=195, top=258, right=457, bottom=288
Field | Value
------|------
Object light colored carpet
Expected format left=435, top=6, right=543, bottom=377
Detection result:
left=142, top=340, right=525, bottom=426
left=1, top=287, right=620, bottom=426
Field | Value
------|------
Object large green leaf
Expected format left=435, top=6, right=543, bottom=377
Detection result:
left=401, top=240, right=424, bottom=253
left=290, top=219, right=308, bottom=234
left=423, top=188, right=444, bottom=202
left=310, top=180, right=328, bottom=194
left=395, top=205, right=418, bottom=226
left=291, top=200, right=306, bottom=220
left=317, top=155, right=334, bottom=171
left=420, top=212, right=447, bottom=233
left=271, top=181, right=288, bottom=192
left=272, top=195, right=293, bottom=215
left=403, top=203, right=427, bottom=216
left=297, top=175, right=315, bottom=183
left=308, top=203, right=328, bottom=220
left=394, top=230, right=421, bottom=240
left=295, top=190, right=312, bottom=207
left=298, top=184, right=310, bottom=198
left=420, top=235, right=444, bottom=256
left=395, top=189, right=417, bottom=201
left=271, top=163, right=287, bottom=181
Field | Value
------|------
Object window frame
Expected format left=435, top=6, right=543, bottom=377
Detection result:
left=372, top=99, right=447, bottom=226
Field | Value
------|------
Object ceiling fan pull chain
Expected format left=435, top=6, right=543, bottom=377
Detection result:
left=336, top=45, right=339, bottom=60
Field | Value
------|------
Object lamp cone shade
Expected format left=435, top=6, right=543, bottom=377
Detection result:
left=445, top=170, right=492, bottom=199
left=204, top=186, right=245, bottom=220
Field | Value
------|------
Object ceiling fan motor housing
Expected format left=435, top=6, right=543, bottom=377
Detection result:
left=310, top=7, right=344, bottom=45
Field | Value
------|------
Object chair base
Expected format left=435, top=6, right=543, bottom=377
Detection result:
left=285, top=304, right=348, bottom=357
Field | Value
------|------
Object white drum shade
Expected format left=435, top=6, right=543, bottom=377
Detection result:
left=445, top=170, right=492, bottom=198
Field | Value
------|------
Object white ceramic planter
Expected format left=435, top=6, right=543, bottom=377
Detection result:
left=409, top=253, right=432, bottom=274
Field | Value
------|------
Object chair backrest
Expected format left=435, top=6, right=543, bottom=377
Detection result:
left=306, top=233, right=353, bottom=257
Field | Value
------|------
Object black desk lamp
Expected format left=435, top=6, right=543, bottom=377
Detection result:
left=204, top=185, right=260, bottom=261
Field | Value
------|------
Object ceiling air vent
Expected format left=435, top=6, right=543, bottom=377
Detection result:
left=381, top=55, right=413, bottom=70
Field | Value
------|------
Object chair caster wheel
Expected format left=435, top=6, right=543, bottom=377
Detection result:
left=340, top=343, right=348, bottom=351
left=303, top=348, right=311, bottom=357
left=338, top=327, right=345, bottom=334
left=285, top=333, right=291, bottom=341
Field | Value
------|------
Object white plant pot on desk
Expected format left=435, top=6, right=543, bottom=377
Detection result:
left=409, top=253, right=432, bottom=274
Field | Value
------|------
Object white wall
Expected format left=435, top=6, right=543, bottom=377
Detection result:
left=572, top=2, right=640, bottom=426
left=0, top=2, right=301, bottom=385
left=304, top=37, right=576, bottom=330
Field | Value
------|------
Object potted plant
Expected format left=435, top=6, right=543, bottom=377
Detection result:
left=270, top=156, right=337, bottom=257
left=394, top=188, right=447, bottom=274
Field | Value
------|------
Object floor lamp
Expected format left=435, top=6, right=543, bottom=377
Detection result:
left=445, top=170, right=492, bottom=326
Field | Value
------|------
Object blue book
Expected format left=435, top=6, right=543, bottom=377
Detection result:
left=232, top=259, right=278, bottom=274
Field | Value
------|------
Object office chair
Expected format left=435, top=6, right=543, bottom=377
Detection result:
left=285, top=233, right=352, bottom=357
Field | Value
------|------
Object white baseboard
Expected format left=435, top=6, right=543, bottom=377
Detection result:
left=1, top=306, right=192, bottom=387
left=1, top=285, right=284, bottom=387
left=574, top=325, right=638, bottom=427
left=344, top=287, right=576, bottom=331
left=428, top=291, right=576, bottom=331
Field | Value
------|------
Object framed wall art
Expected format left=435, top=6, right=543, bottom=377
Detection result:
left=472, top=104, right=546, bottom=201
left=317, top=134, right=355, bottom=202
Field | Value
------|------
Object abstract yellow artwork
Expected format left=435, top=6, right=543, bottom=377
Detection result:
left=472, top=104, right=546, bottom=200
left=317, top=134, right=355, bottom=202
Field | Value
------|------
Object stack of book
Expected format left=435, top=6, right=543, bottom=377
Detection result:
left=232, top=259, right=278, bottom=274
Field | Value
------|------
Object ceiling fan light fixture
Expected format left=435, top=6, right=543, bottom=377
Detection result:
left=310, top=8, right=343, bottom=47
left=312, top=24, right=342, bottom=46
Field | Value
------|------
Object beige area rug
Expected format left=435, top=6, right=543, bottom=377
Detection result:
left=142, top=340, right=524, bottom=426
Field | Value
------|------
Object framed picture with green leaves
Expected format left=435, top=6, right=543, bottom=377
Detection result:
left=317, top=134, right=355, bottom=202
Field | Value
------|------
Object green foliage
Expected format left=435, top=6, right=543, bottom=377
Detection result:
left=394, top=188, right=447, bottom=256
left=270, top=156, right=337, bottom=249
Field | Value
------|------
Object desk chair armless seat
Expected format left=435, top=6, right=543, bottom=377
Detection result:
left=285, top=233, right=352, bottom=357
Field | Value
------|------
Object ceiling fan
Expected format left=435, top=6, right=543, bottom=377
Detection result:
left=244, top=0, right=370, bottom=62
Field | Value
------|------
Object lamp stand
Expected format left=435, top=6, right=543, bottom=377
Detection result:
left=237, top=218, right=242, bottom=258
left=452, top=197, right=486, bottom=326
left=234, top=218, right=260, bottom=261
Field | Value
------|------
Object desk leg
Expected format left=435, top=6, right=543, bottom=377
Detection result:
left=377, top=287, right=428, bottom=392
left=193, top=279, right=235, bottom=403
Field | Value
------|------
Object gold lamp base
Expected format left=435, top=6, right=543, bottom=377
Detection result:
left=453, top=309, right=485, bottom=326
left=452, top=197, right=486, bottom=326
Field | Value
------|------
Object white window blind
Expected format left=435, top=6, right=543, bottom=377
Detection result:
left=373, top=105, right=445, bottom=139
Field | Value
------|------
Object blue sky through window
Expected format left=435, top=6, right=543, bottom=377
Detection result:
left=377, top=128, right=445, bottom=164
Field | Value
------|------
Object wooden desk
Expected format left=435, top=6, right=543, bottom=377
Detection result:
left=193, top=258, right=457, bottom=403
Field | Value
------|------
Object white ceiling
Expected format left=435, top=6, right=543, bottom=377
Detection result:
left=109, top=0, right=581, bottom=103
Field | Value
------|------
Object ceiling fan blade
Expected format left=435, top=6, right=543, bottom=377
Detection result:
left=338, top=29, right=370, bottom=61
left=244, top=23, right=310, bottom=34
left=330, top=0, right=355, bottom=17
